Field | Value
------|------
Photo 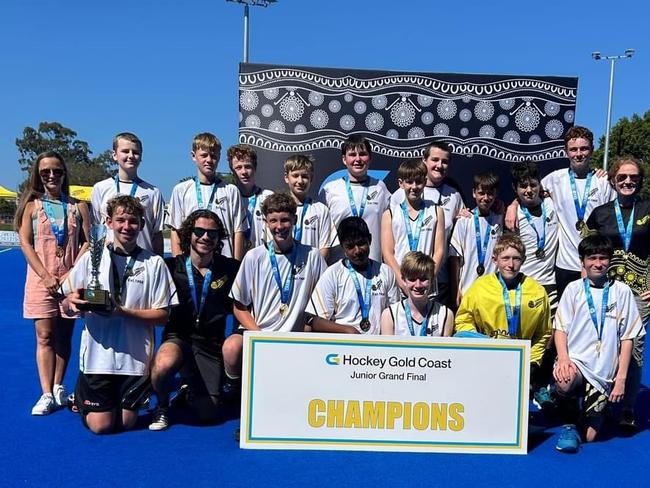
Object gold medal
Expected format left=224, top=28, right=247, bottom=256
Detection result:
left=279, top=303, right=289, bottom=317
left=596, top=340, right=602, bottom=355
left=56, top=246, right=64, bottom=258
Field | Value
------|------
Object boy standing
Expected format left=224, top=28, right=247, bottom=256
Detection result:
left=284, top=154, right=337, bottom=260
left=91, top=132, right=165, bottom=255
left=553, top=235, right=643, bottom=452
left=306, top=217, right=400, bottom=335
left=62, top=195, right=178, bottom=434
left=167, top=133, right=247, bottom=259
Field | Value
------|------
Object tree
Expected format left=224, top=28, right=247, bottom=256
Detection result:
left=16, top=122, right=116, bottom=191
left=592, top=110, right=650, bottom=198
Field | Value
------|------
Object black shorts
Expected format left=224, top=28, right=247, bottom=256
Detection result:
left=75, top=373, right=143, bottom=415
left=164, top=336, right=224, bottom=398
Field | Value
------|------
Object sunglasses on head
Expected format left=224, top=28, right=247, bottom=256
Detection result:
left=615, top=173, right=641, bottom=183
left=39, top=168, right=65, bottom=178
left=192, top=227, right=219, bottom=240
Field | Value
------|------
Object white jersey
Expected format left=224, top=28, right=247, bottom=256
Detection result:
left=449, top=210, right=503, bottom=294
left=323, top=177, right=391, bottom=262
left=242, top=187, right=273, bottom=249
left=554, top=279, right=644, bottom=393
left=387, top=299, right=449, bottom=337
left=306, top=259, right=400, bottom=334
left=91, top=177, right=165, bottom=253
left=230, top=242, right=326, bottom=332
left=166, top=178, right=248, bottom=258
left=393, top=183, right=465, bottom=284
left=542, top=169, right=615, bottom=271
left=294, top=199, right=339, bottom=250
left=60, top=247, right=178, bottom=375
left=517, top=197, right=559, bottom=285
left=388, top=200, right=441, bottom=266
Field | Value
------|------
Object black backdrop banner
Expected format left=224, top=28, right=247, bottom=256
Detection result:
left=238, top=63, right=578, bottom=201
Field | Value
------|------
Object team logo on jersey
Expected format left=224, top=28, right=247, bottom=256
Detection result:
left=527, top=297, right=545, bottom=309
left=215, top=197, right=228, bottom=206
left=293, top=262, right=305, bottom=277
left=367, top=190, right=379, bottom=201
left=440, top=197, right=450, bottom=206
left=305, top=215, right=318, bottom=226
left=491, top=224, right=501, bottom=235
left=422, top=216, right=433, bottom=227
left=256, top=210, right=262, bottom=217
left=371, top=279, right=383, bottom=291
left=211, top=276, right=228, bottom=290
left=637, top=215, right=650, bottom=226
left=325, top=353, right=340, bottom=365
left=588, top=188, right=599, bottom=198
left=130, top=267, right=145, bottom=278
left=606, top=303, right=616, bottom=313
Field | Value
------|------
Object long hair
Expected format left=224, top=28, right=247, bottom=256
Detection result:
left=177, top=209, right=226, bottom=256
left=13, top=151, right=70, bottom=232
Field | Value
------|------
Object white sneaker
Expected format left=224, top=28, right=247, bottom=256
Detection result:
left=149, top=406, right=169, bottom=431
left=31, top=393, right=56, bottom=416
left=53, top=384, right=68, bottom=408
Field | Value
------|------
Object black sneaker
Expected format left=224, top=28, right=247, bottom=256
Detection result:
left=149, top=406, right=170, bottom=431
left=618, top=409, right=638, bottom=431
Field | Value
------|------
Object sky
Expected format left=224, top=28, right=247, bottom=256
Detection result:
left=1, top=0, right=648, bottom=198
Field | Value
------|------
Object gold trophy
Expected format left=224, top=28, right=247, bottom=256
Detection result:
left=80, top=225, right=111, bottom=311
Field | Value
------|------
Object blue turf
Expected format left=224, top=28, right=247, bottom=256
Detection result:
left=2, top=248, right=650, bottom=487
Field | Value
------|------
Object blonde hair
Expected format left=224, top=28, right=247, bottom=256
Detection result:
left=192, top=132, right=222, bottom=153
left=284, top=154, right=314, bottom=174
left=492, top=234, right=525, bottom=258
left=113, top=132, right=142, bottom=152
left=400, top=251, right=435, bottom=281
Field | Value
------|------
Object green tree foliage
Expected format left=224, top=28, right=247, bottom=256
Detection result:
left=16, top=122, right=115, bottom=191
left=592, top=110, right=650, bottom=198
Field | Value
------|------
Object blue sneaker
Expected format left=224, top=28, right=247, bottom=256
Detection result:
left=556, top=424, right=581, bottom=453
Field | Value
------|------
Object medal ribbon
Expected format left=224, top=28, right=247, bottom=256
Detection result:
left=293, top=198, right=311, bottom=242
left=244, top=189, right=259, bottom=241
left=268, top=241, right=295, bottom=306
left=345, top=260, right=373, bottom=322
left=520, top=202, right=547, bottom=253
left=473, top=208, right=491, bottom=271
left=345, top=177, right=368, bottom=218
left=614, top=198, right=635, bottom=252
left=404, top=299, right=430, bottom=336
left=42, top=195, right=68, bottom=247
left=194, top=177, right=218, bottom=210
left=497, top=273, right=522, bottom=338
left=114, top=176, right=140, bottom=197
left=109, top=245, right=141, bottom=304
left=400, top=201, right=425, bottom=251
left=185, top=257, right=212, bottom=322
left=583, top=278, right=609, bottom=345
left=568, top=169, right=593, bottom=223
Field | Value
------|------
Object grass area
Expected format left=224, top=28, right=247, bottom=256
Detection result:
left=0, top=223, right=13, bottom=231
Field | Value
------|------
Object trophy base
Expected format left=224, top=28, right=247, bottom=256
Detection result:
left=79, top=288, right=112, bottom=312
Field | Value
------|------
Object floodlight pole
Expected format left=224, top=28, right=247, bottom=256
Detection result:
left=227, top=0, right=277, bottom=63
left=243, top=4, right=250, bottom=62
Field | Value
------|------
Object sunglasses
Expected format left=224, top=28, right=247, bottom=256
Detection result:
left=39, top=168, right=65, bottom=178
left=615, top=173, right=641, bottom=183
left=192, top=227, right=219, bottom=240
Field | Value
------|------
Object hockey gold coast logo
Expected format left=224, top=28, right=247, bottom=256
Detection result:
left=528, top=297, right=545, bottom=309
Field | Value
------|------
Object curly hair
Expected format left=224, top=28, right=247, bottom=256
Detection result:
left=177, top=209, right=226, bottom=255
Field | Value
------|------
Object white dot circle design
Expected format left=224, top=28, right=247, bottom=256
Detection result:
left=462, top=96, right=472, bottom=104
left=239, top=112, right=243, bottom=123
left=344, top=94, right=354, bottom=102
left=268, top=120, right=286, bottom=133
left=496, top=115, right=509, bottom=128
left=354, top=101, right=367, bottom=114
left=564, top=110, right=575, bottom=123
left=386, top=129, right=399, bottom=139
left=421, top=112, right=434, bottom=125
left=390, top=101, right=416, bottom=127
left=372, top=95, right=388, bottom=110
left=474, top=101, right=494, bottom=121
left=433, top=123, right=450, bottom=136
left=308, top=92, right=324, bottom=106
left=279, top=96, right=305, bottom=122
left=503, top=130, right=521, bottom=143
left=340, top=115, right=356, bottom=131
left=514, top=106, right=540, bottom=132
left=417, top=95, right=433, bottom=107
left=529, top=135, right=542, bottom=144
left=263, top=87, right=279, bottom=100
left=365, top=112, right=384, bottom=132
left=544, top=101, right=560, bottom=116
left=460, top=128, right=469, bottom=137
left=310, top=109, right=329, bottom=129
left=240, top=91, right=259, bottom=111
left=408, top=127, right=425, bottom=139
left=545, top=120, right=564, bottom=139
left=294, top=124, right=307, bottom=134
left=245, top=115, right=261, bottom=128
left=261, top=104, right=274, bottom=117
left=499, top=98, right=515, bottom=110
left=437, top=100, right=457, bottom=120
left=479, top=125, right=496, bottom=138
left=459, top=109, right=472, bottom=122
left=328, top=100, right=342, bottom=113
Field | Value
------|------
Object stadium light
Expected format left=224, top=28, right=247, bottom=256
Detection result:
left=592, top=49, right=635, bottom=170
left=227, top=0, right=277, bottom=63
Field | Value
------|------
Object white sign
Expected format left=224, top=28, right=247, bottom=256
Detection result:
left=240, top=332, right=530, bottom=455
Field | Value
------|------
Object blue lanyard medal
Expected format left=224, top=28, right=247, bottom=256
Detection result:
left=583, top=278, right=610, bottom=355
left=404, top=299, right=430, bottom=336
left=185, top=257, right=212, bottom=325
left=194, top=177, right=218, bottom=210
left=497, top=273, right=522, bottom=338
left=346, top=260, right=373, bottom=332
left=568, top=170, right=592, bottom=232
left=400, top=201, right=425, bottom=252
left=345, top=177, right=368, bottom=218
left=114, top=176, right=140, bottom=197
left=244, top=189, right=258, bottom=248
left=42, top=195, right=68, bottom=258
left=293, top=198, right=311, bottom=243
left=614, top=198, right=635, bottom=253
left=268, top=242, right=296, bottom=317
left=521, top=202, right=547, bottom=260
left=473, top=208, right=491, bottom=276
